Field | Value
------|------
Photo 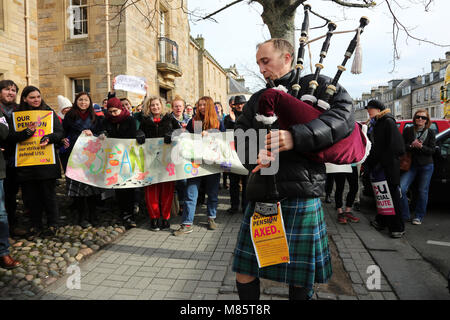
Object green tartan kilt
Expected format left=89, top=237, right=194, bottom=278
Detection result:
left=232, top=198, right=332, bottom=289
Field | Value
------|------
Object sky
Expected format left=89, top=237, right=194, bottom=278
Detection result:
left=187, top=0, right=450, bottom=99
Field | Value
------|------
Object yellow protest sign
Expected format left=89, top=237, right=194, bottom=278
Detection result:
left=250, top=202, right=290, bottom=268
left=13, top=110, right=55, bottom=167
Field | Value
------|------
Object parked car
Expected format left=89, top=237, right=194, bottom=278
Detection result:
left=396, top=119, right=450, bottom=135
left=428, top=128, right=450, bottom=202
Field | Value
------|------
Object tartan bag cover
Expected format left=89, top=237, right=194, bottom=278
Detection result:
left=232, top=198, right=332, bottom=289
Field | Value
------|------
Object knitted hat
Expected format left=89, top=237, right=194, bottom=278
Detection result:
left=57, top=95, right=72, bottom=119
left=106, top=97, right=122, bottom=110
left=365, top=99, right=385, bottom=111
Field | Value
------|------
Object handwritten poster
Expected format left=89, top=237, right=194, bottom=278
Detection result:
left=114, top=75, right=147, bottom=95
left=13, top=110, right=55, bottom=167
left=66, top=131, right=248, bottom=189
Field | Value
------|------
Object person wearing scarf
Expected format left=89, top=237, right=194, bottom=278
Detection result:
left=103, top=97, right=142, bottom=229
left=399, top=109, right=435, bottom=225
left=62, top=92, right=104, bottom=228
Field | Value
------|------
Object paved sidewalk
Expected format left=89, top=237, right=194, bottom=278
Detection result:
left=36, top=189, right=448, bottom=300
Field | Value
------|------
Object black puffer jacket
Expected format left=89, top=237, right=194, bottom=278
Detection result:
left=366, top=109, right=405, bottom=185
left=140, top=113, right=181, bottom=139
left=103, top=116, right=137, bottom=139
left=237, top=70, right=354, bottom=199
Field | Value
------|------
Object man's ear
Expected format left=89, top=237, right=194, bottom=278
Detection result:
left=285, top=53, right=294, bottom=67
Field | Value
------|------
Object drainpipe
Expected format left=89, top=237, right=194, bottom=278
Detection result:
left=24, top=0, right=31, bottom=85
left=105, top=0, right=111, bottom=92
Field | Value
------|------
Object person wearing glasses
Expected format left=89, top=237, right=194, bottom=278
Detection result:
left=399, top=109, right=435, bottom=225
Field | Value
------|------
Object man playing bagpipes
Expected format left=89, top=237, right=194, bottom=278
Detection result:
left=231, top=9, right=370, bottom=300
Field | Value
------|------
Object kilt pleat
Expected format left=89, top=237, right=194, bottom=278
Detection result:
left=232, top=198, right=332, bottom=289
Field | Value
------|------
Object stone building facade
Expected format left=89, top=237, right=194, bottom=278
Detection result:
left=354, top=52, right=449, bottom=121
left=0, top=0, right=39, bottom=90
left=1, top=0, right=229, bottom=112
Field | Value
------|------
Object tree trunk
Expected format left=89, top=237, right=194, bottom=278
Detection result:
left=253, top=0, right=305, bottom=46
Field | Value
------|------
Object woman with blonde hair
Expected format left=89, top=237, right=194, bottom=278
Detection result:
left=174, top=96, right=225, bottom=236
left=399, top=109, right=435, bottom=225
left=140, top=95, right=181, bottom=231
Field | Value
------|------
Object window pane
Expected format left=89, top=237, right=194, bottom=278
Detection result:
left=72, top=0, right=81, bottom=6
left=83, top=79, right=90, bottom=94
left=74, top=80, right=83, bottom=94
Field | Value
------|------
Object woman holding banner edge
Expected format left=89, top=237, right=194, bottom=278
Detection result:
left=173, top=96, right=225, bottom=236
left=140, top=96, right=181, bottom=231
left=8, top=86, right=63, bottom=237
left=62, top=92, right=104, bottom=228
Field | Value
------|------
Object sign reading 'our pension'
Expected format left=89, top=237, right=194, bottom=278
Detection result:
left=13, top=110, right=55, bottom=167
left=65, top=131, right=248, bottom=189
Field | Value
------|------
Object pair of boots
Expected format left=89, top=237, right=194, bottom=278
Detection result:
left=236, top=278, right=311, bottom=300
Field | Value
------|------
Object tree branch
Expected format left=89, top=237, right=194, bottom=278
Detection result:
left=330, top=0, right=376, bottom=8
left=196, top=0, right=245, bottom=22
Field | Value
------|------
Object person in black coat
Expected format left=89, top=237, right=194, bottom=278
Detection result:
left=62, top=92, right=104, bottom=228
left=365, top=99, right=405, bottom=238
left=103, top=97, right=142, bottom=228
left=8, top=86, right=64, bottom=236
left=399, top=109, right=435, bottom=225
left=140, top=96, right=181, bottom=231
left=224, top=95, right=248, bottom=214
left=232, top=39, right=350, bottom=300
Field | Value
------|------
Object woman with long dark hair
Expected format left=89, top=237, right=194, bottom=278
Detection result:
left=399, top=109, right=435, bottom=225
left=9, top=86, right=64, bottom=236
left=174, top=96, right=225, bottom=236
left=62, top=92, right=104, bottom=227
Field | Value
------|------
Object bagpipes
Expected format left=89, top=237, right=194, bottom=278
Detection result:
left=258, top=5, right=371, bottom=165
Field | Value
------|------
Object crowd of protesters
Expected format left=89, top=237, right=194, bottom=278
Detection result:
left=0, top=78, right=249, bottom=269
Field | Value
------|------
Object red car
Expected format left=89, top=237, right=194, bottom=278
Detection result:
left=396, top=119, right=450, bottom=135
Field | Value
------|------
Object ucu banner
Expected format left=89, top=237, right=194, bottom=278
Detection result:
left=370, top=167, right=395, bottom=216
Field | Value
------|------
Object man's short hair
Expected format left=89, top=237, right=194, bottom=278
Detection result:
left=0, top=80, right=19, bottom=93
left=171, top=95, right=185, bottom=106
left=257, top=38, right=295, bottom=66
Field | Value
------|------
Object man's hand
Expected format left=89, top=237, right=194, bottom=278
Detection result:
left=62, top=138, right=70, bottom=149
left=265, top=130, right=294, bottom=154
left=252, top=149, right=276, bottom=173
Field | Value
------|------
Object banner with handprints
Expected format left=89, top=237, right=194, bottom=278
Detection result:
left=65, top=131, right=248, bottom=189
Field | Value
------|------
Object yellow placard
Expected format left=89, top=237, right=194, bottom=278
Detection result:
left=250, top=203, right=290, bottom=268
left=13, top=110, right=55, bottom=167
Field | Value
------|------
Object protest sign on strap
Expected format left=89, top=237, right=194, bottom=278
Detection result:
left=66, top=131, right=248, bottom=189
left=13, top=110, right=55, bottom=167
left=114, top=75, right=147, bottom=95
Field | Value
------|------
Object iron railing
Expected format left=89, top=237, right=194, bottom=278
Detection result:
left=158, top=37, right=179, bottom=66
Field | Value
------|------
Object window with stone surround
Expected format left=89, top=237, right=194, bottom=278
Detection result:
left=72, top=78, right=90, bottom=101
left=69, top=0, right=88, bottom=39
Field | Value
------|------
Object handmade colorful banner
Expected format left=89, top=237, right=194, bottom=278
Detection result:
left=13, top=110, right=55, bottom=167
left=66, top=131, right=248, bottom=189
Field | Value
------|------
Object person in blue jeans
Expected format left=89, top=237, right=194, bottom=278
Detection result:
left=399, top=109, right=435, bottom=225
left=0, top=109, right=21, bottom=269
left=174, top=96, right=225, bottom=236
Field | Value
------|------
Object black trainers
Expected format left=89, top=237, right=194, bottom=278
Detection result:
left=161, top=219, right=170, bottom=230
left=324, top=195, right=332, bottom=203
left=123, top=213, right=137, bottom=229
left=150, top=219, right=160, bottom=231
left=370, top=220, right=385, bottom=231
